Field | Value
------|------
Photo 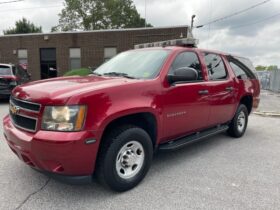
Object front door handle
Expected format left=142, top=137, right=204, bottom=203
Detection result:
left=198, top=90, right=209, bottom=95
left=225, top=86, right=234, bottom=92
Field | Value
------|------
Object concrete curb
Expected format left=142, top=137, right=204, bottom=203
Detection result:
left=253, top=111, right=280, bottom=117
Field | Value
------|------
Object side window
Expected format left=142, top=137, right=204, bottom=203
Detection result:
left=170, top=52, right=203, bottom=80
left=12, top=66, right=17, bottom=75
left=231, top=56, right=257, bottom=79
left=104, top=47, right=117, bottom=62
left=69, top=48, right=81, bottom=70
left=18, top=49, right=28, bottom=65
left=229, top=61, right=248, bottom=79
left=204, top=53, right=227, bottom=80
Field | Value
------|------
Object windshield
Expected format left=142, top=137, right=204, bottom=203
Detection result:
left=94, top=49, right=170, bottom=79
left=0, top=65, right=12, bottom=76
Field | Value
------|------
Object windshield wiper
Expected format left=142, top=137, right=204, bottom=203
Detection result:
left=91, top=72, right=102, bottom=76
left=103, top=72, right=136, bottom=79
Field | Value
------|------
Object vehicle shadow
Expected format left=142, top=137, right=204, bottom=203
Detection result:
left=13, top=132, right=233, bottom=203
left=4, top=131, right=246, bottom=209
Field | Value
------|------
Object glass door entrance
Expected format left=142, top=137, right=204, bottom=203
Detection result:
left=40, top=48, right=57, bottom=79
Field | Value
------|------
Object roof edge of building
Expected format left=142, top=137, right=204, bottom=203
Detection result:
left=0, top=25, right=189, bottom=38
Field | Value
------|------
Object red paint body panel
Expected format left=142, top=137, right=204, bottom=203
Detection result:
left=2, top=46, right=260, bottom=176
left=3, top=114, right=99, bottom=175
left=162, top=82, right=210, bottom=141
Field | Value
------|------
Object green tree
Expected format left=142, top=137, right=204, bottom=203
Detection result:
left=4, top=18, right=42, bottom=35
left=255, top=65, right=267, bottom=71
left=255, top=65, right=278, bottom=71
left=52, top=0, right=152, bottom=32
left=267, top=65, right=278, bottom=71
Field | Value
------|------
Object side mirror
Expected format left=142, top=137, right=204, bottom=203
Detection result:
left=167, top=67, right=198, bottom=84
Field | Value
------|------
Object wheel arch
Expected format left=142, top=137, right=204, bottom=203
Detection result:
left=240, top=94, right=253, bottom=114
left=99, top=110, right=159, bottom=149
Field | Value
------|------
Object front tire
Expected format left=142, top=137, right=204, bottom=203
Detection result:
left=96, top=125, right=153, bottom=192
left=228, top=104, right=248, bottom=138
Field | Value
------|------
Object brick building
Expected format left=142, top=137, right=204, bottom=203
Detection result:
left=0, top=26, right=188, bottom=81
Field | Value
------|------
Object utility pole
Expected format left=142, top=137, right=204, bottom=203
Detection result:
left=188, top=15, right=196, bottom=38
left=191, top=15, right=196, bottom=31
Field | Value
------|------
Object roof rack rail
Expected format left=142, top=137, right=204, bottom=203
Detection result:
left=134, top=37, right=199, bottom=49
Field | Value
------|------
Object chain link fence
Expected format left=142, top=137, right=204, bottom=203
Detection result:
left=256, top=69, right=280, bottom=92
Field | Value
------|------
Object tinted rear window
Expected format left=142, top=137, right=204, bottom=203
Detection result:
left=228, top=56, right=257, bottom=79
left=0, top=65, right=12, bottom=76
left=234, top=57, right=256, bottom=72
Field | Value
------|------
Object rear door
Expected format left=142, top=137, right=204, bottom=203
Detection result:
left=203, top=53, right=237, bottom=126
left=162, top=51, right=210, bottom=140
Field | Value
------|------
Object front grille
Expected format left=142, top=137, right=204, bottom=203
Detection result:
left=10, top=112, right=37, bottom=132
left=9, top=97, right=41, bottom=132
left=10, top=97, right=41, bottom=112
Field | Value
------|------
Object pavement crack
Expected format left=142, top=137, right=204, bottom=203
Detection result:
left=15, top=178, right=51, bottom=210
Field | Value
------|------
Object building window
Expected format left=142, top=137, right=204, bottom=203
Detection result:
left=104, top=47, right=117, bottom=62
left=69, top=48, right=81, bottom=70
left=18, top=49, right=28, bottom=64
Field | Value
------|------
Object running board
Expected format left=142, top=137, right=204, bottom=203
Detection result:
left=159, top=125, right=229, bottom=151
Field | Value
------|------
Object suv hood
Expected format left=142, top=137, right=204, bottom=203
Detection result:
left=13, top=76, right=136, bottom=104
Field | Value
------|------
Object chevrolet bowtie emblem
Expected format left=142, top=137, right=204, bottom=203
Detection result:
left=10, top=104, right=20, bottom=115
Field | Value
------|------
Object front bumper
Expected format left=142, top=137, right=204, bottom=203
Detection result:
left=3, top=115, right=100, bottom=176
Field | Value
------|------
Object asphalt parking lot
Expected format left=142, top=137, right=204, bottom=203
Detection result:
left=0, top=98, right=280, bottom=210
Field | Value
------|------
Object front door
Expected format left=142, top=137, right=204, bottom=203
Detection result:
left=162, top=51, right=210, bottom=141
left=40, top=48, right=57, bottom=79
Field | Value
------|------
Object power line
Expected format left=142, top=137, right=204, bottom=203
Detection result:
left=231, top=11, right=280, bottom=29
left=0, top=0, right=23, bottom=4
left=0, top=4, right=63, bottom=13
left=207, top=0, right=213, bottom=49
left=196, top=0, right=271, bottom=28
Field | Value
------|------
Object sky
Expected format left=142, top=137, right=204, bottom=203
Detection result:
left=0, top=0, right=280, bottom=67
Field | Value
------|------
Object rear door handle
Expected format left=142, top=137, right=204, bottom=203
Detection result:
left=225, top=86, right=234, bottom=92
left=198, top=90, right=209, bottom=95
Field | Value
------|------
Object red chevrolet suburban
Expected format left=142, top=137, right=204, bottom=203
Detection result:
left=3, top=38, right=260, bottom=191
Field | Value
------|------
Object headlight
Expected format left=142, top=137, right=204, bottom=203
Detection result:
left=42, top=105, right=86, bottom=131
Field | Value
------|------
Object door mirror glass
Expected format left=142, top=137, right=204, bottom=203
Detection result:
left=167, top=67, right=198, bottom=84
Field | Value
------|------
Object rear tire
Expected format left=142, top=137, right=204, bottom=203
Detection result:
left=228, top=104, right=248, bottom=138
left=96, top=125, right=153, bottom=192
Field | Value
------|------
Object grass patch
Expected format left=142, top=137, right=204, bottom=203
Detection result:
left=64, top=68, right=92, bottom=76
